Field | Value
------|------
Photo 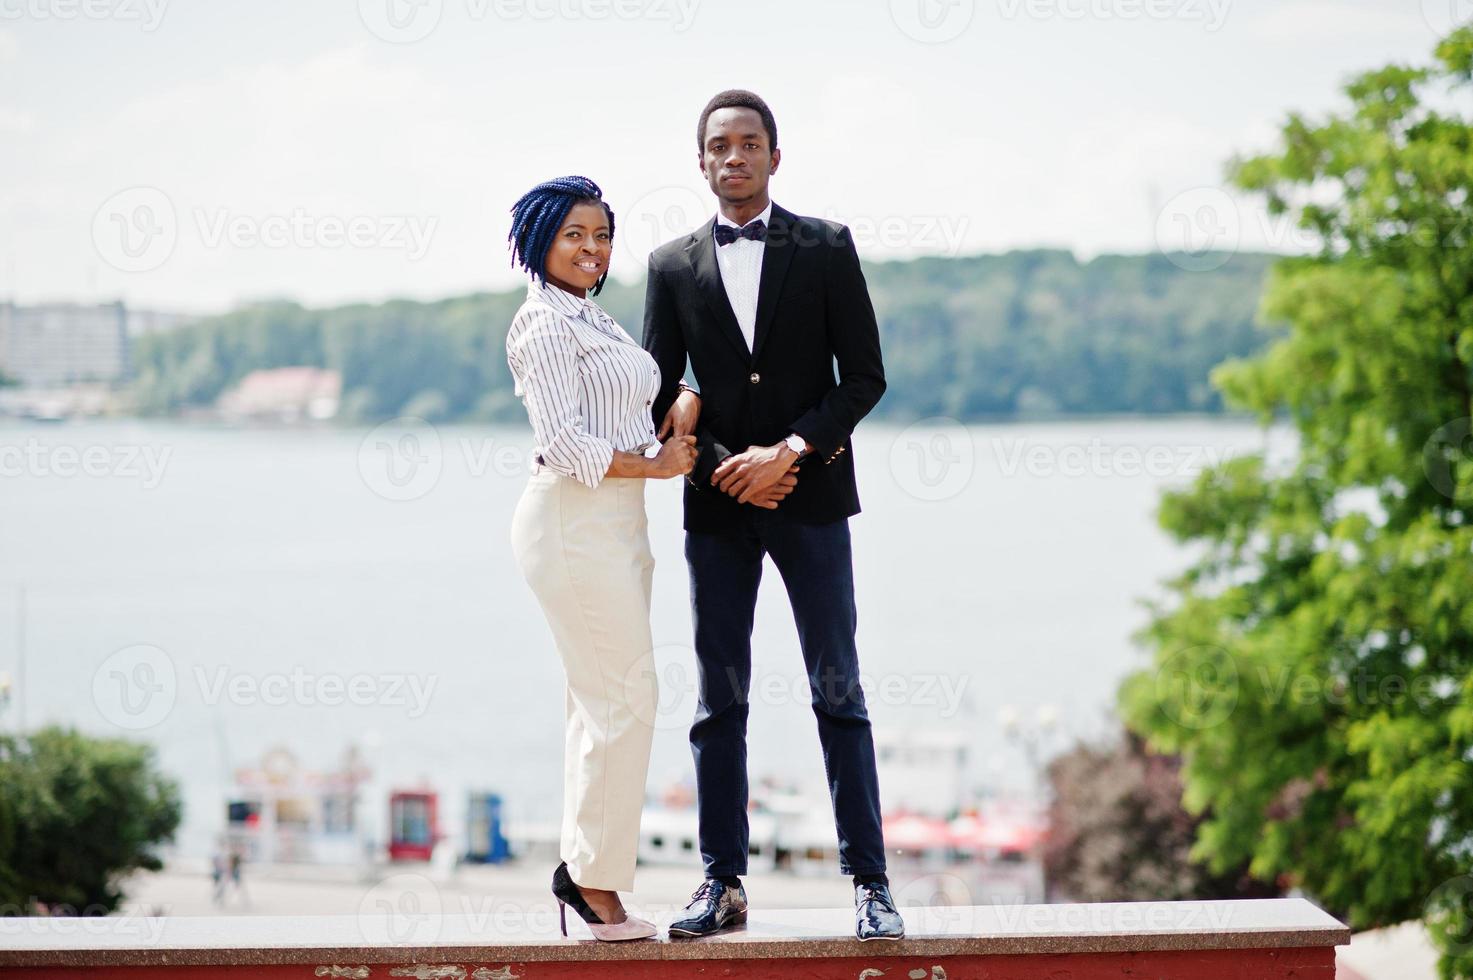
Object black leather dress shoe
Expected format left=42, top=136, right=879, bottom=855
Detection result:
left=855, top=881, right=905, bottom=941
left=668, top=878, right=748, bottom=937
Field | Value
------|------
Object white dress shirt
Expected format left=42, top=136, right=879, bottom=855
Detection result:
left=506, top=277, right=661, bottom=489
left=713, top=200, right=772, bottom=353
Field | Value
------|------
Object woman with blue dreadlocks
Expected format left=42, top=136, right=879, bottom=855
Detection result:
left=505, top=175, right=700, bottom=941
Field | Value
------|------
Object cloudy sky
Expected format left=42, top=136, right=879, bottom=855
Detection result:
left=0, top=0, right=1459, bottom=312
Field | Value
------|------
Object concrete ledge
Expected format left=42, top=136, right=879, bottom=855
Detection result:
left=0, top=898, right=1350, bottom=978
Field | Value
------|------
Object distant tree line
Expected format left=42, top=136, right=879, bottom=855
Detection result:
left=129, top=249, right=1282, bottom=423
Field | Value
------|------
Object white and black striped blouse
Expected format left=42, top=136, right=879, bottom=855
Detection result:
left=506, top=277, right=661, bottom=488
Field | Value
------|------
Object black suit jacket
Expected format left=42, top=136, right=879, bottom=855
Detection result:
left=642, top=202, right=887, bottom=533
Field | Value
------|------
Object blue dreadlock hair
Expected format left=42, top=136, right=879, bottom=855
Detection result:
left=508, top=175, right=616, bottom=296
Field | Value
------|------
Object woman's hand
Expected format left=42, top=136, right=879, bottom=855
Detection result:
left=648, top=434, right=698, bottom=479
left=658, top=389, right=701, bottom=440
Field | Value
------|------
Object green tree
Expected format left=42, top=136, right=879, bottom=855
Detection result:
left=0, top=726, right=182, bottom=914
left=1119, top=25, right=1473, bottom=977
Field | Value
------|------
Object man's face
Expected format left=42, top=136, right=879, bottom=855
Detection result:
left=700, top=107, right=780, bottom=206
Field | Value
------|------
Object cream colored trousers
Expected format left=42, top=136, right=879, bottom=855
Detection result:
left=510, top=469, right=658, bottom=892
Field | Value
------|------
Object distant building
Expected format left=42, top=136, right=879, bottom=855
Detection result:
left=127, top=308, right=200, bottom=337
left=875, top=728, right=970, bottom=815
left=225, top=744, right=372, bottom=866
left=0, top=300, right=198, bottom=388
left=217, top=366, right=342, bottom=422
left=0, top=301, right=130, bottom=387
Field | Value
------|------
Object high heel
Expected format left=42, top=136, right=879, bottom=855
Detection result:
left=550, top=861, right=656, bottom=942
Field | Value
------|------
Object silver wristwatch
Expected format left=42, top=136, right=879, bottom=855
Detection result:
left=784, top=433, right=808, bottom=458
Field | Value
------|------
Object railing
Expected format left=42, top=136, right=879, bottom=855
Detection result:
left=0, top=897, right=1349, bottom=979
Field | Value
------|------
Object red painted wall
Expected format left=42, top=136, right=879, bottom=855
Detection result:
left=0, top=945, right=1337, bottom=980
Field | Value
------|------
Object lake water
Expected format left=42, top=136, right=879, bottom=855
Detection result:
left=0, top=416, right=1291, bottom=858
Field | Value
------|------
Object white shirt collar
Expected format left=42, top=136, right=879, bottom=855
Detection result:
left=714, top=200, right=774, bottom=230
left=528, top=276, right=593, bottom=317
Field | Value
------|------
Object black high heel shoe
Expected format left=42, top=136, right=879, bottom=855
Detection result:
left=550, top=861, right=656, bottom=941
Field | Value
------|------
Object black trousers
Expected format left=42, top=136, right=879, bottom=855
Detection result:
left=684, top=511, right=887, bottom=877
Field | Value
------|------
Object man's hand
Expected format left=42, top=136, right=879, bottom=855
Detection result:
left=746, top=466, right=799, bottom=509
left=649, top=434, right=698, bottom=479
left=658, top=389, right=701, bottom=440
left=711, top=442, right=801, bottom=504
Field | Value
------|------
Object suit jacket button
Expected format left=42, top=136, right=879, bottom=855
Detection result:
left=749, top=372, right=760, bottom=384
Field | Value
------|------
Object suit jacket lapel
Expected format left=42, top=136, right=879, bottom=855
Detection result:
left=749, top=203, right=796, bottom=364
left=687, top=218, right=752, bottom=362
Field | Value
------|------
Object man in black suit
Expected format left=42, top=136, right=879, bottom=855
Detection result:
left=642, top=89, right=904, bottom=943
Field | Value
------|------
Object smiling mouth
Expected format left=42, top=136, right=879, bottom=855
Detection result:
left=574, top=259, right=603, bottom=273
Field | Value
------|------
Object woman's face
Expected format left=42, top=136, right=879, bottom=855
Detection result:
left=542, top=201, right=611, bottom=296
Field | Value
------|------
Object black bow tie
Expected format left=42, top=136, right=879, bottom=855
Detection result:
left=714, top=219, right=767, bottom=246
